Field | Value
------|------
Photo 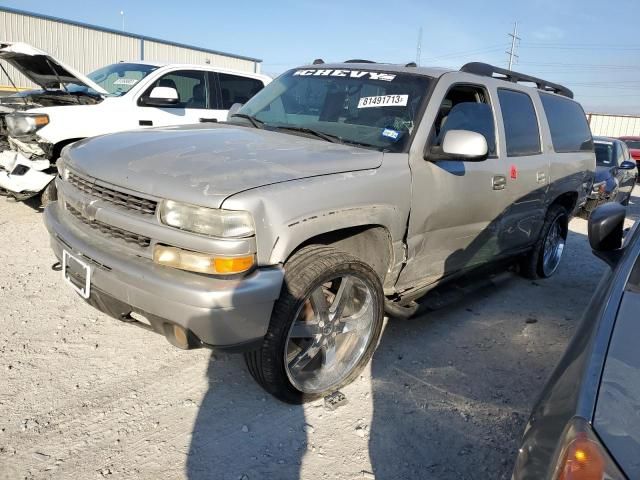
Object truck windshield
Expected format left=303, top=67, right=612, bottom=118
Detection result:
left=85, top=63, right=159, bottom=96
left=234, top=68, right=432, bottom=152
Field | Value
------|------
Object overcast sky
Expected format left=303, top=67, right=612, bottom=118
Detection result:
left=3, top=0, right=640, bottom=114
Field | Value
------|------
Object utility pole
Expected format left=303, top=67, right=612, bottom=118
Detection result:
left=506, top=21, right=520, bottom=70
left=416, top=27, right=422, bottom=66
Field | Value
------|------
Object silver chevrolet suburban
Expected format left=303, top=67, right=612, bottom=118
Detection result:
left=44, top=61, right=595, bottom=403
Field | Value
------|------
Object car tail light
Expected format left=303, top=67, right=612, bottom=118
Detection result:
left=552, top=418, right=625, bottom=480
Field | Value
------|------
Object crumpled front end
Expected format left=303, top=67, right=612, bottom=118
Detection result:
left=0, top=135, right=54, bottom=200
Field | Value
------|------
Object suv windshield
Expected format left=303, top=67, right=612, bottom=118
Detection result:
left=234, top=68, right=432, bottom=152
left=84, top=63, right=159, bottom=96
left=594, top=141, right=615, bottom=166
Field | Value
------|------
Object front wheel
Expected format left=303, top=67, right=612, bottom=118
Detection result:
left=245, top=245, right=384, bottom=403
left=520, top=205, right=568, bottom=279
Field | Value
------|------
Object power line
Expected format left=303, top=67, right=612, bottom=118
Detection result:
left=416, top=27, right=422, bottom=66
left=506, top=21, right=520, bottom=70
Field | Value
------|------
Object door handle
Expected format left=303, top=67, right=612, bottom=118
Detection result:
left=492, top=175, right=506, bottom=190
left=536, top=171, right=547, bottom=184
left=199, top=118, right=218, bottom=123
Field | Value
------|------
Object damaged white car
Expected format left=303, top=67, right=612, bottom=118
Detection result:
left=0, top=42, right=270, bottom=205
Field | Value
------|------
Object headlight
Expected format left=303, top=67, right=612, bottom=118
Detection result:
left=549, top=418, right=624, bottom=480
left=5, top=113, right=49, bottom=137
left=153, top=245, right=255, bottom=275
left=160, top=200, right=255, bottom=238
left=592, top=181, right=605, bottom=194
left=57, top=160, right=70, bottom=181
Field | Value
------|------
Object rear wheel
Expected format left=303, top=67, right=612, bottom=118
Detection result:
left=245, top=245, right=384, bottom=404
left=520, top=205, right=568, bottom=279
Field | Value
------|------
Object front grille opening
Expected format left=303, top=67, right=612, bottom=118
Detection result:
left=67, top=171, right=157, bottom=215
left=67, top=203, right=151, bottom=248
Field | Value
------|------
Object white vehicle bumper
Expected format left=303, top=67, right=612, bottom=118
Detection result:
left=0, top=149, right=54, bottom=196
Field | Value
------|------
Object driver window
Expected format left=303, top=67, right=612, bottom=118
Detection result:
left=431, top=84, right=496, bottom=156
left=144, top=70, right=208, bottom=109
left=619, top=143, right=628, bottom=166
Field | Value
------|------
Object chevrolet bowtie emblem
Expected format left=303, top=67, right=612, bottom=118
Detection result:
left=80, top=199, right=100, bottom=221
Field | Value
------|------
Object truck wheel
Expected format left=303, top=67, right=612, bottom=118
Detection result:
left=520, top=205, right=568, bottom=279
left=40, top=181, right=58, bottom=208
left=245, top=245, right=384, bottom=404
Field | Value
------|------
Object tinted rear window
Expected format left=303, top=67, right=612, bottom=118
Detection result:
left=218, top=73, right=265, bottom=109
left=498, top=89, right=541, bottom=156
left=540, top=93, right=593, bottom=153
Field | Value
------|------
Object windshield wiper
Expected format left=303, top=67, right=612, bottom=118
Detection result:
left=229, top=113, right=264, bottom=129
left=273, top=126, right=341, bottom=144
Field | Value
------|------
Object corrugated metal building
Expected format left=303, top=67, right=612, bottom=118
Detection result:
left=588, top=113, right=640, bottom=138
left=0, top=6, right=261, bottom=91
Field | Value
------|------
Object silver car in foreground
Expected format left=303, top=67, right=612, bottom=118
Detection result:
left=45, top=61, right=595, bottom=402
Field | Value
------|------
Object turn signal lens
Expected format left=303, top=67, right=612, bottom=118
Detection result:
left=552, top=418, right=624, bottom=480
left=213, top=256, right=255, bottom=274
left=153, top=245, right=254, bottom=275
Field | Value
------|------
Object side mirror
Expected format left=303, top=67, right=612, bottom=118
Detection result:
left=142, top=86, right=179, bottom=107
left=620, top=160, right=637, bottom=170
left=228, top=103, right=243, bottom=116
left=588, top=203, right=627, bottom=266
left=426, top=130, right=488, bottom=162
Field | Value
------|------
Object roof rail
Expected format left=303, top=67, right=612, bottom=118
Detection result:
left=344, top=59, right=376, bottom=64
left=460, top=62, right=573, bottom=99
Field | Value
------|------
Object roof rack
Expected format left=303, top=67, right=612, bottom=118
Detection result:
left=344, top=59, right=376, bottom=64
left=460, top=62, right=573, bottom=99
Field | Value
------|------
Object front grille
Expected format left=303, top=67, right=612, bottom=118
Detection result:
left=67, top=171, right=158, bottom=215
left=67, top=204, right=151, bottom=248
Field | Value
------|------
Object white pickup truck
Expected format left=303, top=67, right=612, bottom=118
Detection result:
left=0, top=42, right=270, bottom=205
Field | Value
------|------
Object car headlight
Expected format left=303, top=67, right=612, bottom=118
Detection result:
left=5, top=113, right=49, bottom=137
left=57, top=160, right=70, bottom=181
left=548, top=417, right=625, bottom=480
left=592, top=181, right=605, bottom=194
left=160, top=200, right=255, bottom=238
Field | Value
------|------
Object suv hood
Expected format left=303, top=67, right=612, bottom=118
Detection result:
left=0, top=42, right=107, bottom=95
left=65, top=124, right=384, bottom=208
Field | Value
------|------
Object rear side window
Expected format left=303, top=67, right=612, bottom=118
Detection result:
left=498, top=89, right=541, bottom=156
left=218, top=73, right=265, bottom=109
left=540, top=93, right=593, bottom=153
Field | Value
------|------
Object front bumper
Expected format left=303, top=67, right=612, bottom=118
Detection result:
left=44, top=200, right=284, bottom=350
left=0, top=149, right=54, bottom=197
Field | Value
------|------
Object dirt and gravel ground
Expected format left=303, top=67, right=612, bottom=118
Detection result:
left=1, top=187, right=638, bottom=480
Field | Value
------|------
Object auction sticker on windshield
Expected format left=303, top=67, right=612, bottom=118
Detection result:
left=358, top=94, right=408, bottom=108
left=113, top=78, right=138, bottom=86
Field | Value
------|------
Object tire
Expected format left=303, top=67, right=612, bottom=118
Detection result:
left=520, top=205, right=569, bottom=280
left=245, top=245, right=384, bottom=404
left=40, top=180, right=58, bottom=208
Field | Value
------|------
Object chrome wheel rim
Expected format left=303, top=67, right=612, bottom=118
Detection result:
left=542, top=217, right=566, bottom=276
left=284, top=275, right=376, bottom=393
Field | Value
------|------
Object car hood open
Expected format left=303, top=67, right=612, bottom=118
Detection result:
left=64, top=123, right=384, bottom=208
left=0, top=41, right=107, bottom=95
